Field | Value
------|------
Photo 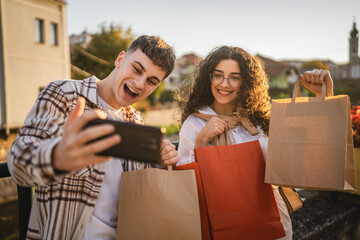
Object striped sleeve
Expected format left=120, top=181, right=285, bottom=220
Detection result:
left=7, top=82, right=71, bottom=186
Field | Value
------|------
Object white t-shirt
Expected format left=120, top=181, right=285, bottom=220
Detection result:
left=82, top=97, right=124, bottom=240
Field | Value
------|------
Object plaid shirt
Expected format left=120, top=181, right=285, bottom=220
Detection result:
left=7, top=76, right=146, bottom=239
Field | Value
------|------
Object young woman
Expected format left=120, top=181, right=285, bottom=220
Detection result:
left=177, top=46, right=333, bottom=239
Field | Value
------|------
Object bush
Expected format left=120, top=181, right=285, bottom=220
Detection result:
left=352, top=106, right=360, bottom=148
left=160, top=89, right=174, bottom=103
left=159, top=124, right=180, bottom=136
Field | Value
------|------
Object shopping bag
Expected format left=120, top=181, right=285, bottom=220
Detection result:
left=195, top=140, right=286, bottom=240
left=175, top=163, right=211, bottom=240
left=265, top=81, right=356, bottom=191
left=117, top=165, right=201, bottom=240
left=278, top=187, right=303, bottom=214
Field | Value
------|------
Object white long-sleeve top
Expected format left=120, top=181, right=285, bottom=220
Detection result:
left=177, top=106, right=268, bottom=166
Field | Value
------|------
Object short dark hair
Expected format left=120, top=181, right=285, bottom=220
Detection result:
left=127, top=35, right=176, bottom=79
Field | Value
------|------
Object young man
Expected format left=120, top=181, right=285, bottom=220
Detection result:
left=7, top=35, right=178, bottom=239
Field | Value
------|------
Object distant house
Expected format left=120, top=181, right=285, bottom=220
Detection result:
left=164, top=53, right=202, bottom=90
left=322, top=60, right=340, bottom=79
left=257, top=55, right=299, bottom=89
left=70, top=30, right=92, bottom=47
left=0, top=0, right=70, bottom=134
left=260, top=22, right=360, bottom=82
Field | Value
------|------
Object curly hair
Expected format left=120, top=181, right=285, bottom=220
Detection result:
left=178, top=46, right=271, bottom=135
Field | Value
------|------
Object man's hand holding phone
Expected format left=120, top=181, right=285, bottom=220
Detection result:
left=52, top=97, right=178, bottom=172
left=52, top=97, right=121, bottom=172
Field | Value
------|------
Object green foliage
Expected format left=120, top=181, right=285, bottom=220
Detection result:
left=277, top=92, right=288, bottom=99
left=269, top=85, right=317, bottom=100
left=71, top=23, right=135, bottom=79
left=160, top=124, right=180, bottom=136
left=160, top=89, right=175, bottom=103
left=333, top=80, right=360, bottom=105
left=301, top=88, right=316, bottom=97
left=88, top=23, right=134, bottom=62
left=269, top=87, right=290, bottom=99
left=269, top=74, right=289, bottom=89
left=148, top=81, right=166, bottom=105
left=71, top=68, right=88, bottom=79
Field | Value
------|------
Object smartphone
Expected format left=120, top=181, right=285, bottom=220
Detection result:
left=84, top=119, right=163, bottom=163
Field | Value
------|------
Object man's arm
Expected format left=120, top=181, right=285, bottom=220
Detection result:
left=7, top=82, right=120, bottom=187
left=7, top=82, right=71, bottom=186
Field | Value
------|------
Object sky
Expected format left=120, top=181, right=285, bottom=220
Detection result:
left=66, top=0, right=360, bottom=64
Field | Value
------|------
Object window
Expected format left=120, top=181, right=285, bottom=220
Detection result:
left=50, top=22, right=58, bottom=46
left=351, top=65, right=360, bottom=79
left=35, top=18, right=44, bottom=43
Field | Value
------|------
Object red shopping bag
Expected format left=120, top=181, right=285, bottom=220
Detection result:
left=175, top=162, right=211, bottom=240
left=195, top=140, right=285, bottom=240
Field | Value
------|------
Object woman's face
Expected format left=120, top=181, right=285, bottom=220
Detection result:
left=210, top=59, right=242, bottom=111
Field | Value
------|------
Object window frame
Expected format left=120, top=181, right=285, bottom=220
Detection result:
left=50, top=22, right=58, bottom=46
left=35, top=18, right=45, bottom=43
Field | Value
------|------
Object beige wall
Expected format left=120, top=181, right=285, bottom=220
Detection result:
left=1, top=0, right=70, bottom=130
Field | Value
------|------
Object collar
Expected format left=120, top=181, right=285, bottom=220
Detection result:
left=80, top=76, right=100, bottom=106
left=198, top=106, right=217, bottom=115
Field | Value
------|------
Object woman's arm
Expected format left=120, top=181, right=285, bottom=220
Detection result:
left=300, top=69, right=334, bottom=97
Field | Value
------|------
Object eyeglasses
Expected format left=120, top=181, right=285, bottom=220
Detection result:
left=209, top=73, right=242, bottom=86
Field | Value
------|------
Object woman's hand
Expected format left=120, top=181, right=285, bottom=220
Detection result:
left=195, top=117, right=228, bottom=148
left=159, top=139, right=178, bottom=166
left=300, top=69, right=334, bottom=97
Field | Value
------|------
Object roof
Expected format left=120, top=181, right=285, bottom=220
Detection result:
left=257, top=55, right=290, bottom=77
left=177, top=53, right=202, bottom=67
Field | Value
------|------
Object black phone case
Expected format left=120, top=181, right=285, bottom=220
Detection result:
left=84, top=119, right=162, bottom=163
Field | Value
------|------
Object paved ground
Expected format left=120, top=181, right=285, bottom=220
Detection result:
left=0, top=199, right=18, bottom=240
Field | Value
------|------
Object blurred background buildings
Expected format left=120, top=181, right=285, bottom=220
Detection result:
left=0, top=0, right=360, bottom=135
left=0, top=0, right=70, bottom=135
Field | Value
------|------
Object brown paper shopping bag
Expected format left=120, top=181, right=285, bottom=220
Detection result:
left=117, top=165, right=202, bottom=240
left=265, top=81, right=356, bottom=191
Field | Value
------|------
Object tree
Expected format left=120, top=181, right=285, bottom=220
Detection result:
left=148, top=81, right=166, bottom=106
left=71, top=23, right=135, bottom=79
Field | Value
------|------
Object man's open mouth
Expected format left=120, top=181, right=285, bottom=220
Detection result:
left=124, top=84, right=138, bottom=98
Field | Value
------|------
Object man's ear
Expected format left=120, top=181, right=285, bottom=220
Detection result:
left=114, top=51, right=126, bottom=68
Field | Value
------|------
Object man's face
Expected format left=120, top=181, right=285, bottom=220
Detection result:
left=111, top=49, right=166, bottom=108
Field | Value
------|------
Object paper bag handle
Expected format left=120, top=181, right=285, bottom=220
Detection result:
left=140, top=162, right=173, bottom=171
left=228, top=123, right=236, bottom=145
left=213, top=123, right=236, bottom=146
left=292, top=80, right=326, bottom=101
left=167, top=164, right=173, bottom=171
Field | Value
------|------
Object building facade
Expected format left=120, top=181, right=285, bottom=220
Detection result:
left=0, top=0, right=70, bottom=133
left=339, top=22, right=360, bottom=80
left=70, top=30, right=92, bottom=47
left=164, top=53, right=202, bottom=90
